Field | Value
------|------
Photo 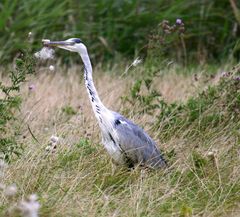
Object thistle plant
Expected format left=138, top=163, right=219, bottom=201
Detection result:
left=147, top=19, right=186, bottom=65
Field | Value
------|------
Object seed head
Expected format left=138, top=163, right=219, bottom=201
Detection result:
left=49, top=65, right=55, bottom=71
left=34, top=47, right=55, bottom=60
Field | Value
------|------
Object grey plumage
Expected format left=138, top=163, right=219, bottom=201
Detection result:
left=111, top=113, right=167, bottom=168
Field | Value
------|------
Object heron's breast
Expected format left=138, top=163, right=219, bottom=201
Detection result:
left=102, top=135, right=125, bottom=165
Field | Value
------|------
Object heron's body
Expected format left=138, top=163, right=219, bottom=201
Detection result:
left=43, top=38, right=167, bottom=169
left=101, top=112, right=166, bottom=168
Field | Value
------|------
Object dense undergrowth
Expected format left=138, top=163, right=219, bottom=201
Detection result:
left=157, top=68, right=240, bottom=140
left=123, top=64, right=240, bottom=140
left=0, top=0, right=240, bottom=64
left=121, top=64, right=240, bottom=216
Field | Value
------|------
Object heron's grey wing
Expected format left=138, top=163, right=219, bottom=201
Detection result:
left=113, top=114, right=166, bottom=168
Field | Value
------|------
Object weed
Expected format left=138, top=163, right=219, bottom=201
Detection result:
left=122, top=77, right=162, bottom=115
left=147, top=19, right=186, bottom=65
left=0, top=50, right=35, bottom=161
left=124, top=64, right=240, bottom=141
left=61, top=105, right=77, bottom=116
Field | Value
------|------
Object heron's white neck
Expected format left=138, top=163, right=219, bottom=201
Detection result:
left=79, top=49, right=108, bottom=123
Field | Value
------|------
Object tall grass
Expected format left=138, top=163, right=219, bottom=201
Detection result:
left=0, top=0, right=239, bottom=64
left=0, top=63, right=239, bottom=216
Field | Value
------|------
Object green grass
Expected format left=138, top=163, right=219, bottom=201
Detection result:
left=0, top=0, right=239, bottom=64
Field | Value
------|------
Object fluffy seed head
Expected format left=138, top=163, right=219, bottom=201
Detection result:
left=49, top=65, right=55, bottom=71
left=50, top=135, right=59, bottom=143
left=34, top=47, right=55, bottom=60
left=19, top=194, right=40, bottom=217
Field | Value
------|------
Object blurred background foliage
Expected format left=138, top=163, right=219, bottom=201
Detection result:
left=0, top=0, right=239, bottom=65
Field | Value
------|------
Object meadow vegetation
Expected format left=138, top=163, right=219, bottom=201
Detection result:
left=0, top=0, right=240, bottom=216
left=0, top=60, right=239, bottom=216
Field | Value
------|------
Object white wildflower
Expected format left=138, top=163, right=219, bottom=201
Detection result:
left=49, top=65, right=55, bottom=71
left=4, top=183, right=17, bottom=197
left=19, top=194, right=40, bottom=217
left=132, top=57, right=142, bottom=67
left=50, top=135, right=59, bottom=143
left=34, top=47, right=55, bottom=60
left=28, top=32, right=32, bottom=37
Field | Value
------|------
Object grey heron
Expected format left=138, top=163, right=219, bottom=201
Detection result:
left=43, top=38, right=167, bottom=169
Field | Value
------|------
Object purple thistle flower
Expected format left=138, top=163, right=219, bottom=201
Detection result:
left=176, top=18, right=182, bottom=25
left=234, top=76, right=240, bottom=81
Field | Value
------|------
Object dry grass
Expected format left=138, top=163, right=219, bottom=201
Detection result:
left=1, top=65, right=239, bottom=217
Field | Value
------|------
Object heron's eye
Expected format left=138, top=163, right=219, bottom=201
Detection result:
left=74, top=38, right=82, bottom=44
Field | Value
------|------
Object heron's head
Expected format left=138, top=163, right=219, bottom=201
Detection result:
left=43, top=38, right=86, bottom=53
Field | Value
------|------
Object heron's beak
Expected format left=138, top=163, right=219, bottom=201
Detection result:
left=42, top=39, right=74, bottom=47
left=42, top=39, right=76, bottom=52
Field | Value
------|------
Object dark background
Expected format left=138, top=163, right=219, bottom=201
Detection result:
left=0, top=0, right=239, bottom=65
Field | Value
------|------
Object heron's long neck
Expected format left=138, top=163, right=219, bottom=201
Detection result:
left=79, top=50, right=108, bottom=123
